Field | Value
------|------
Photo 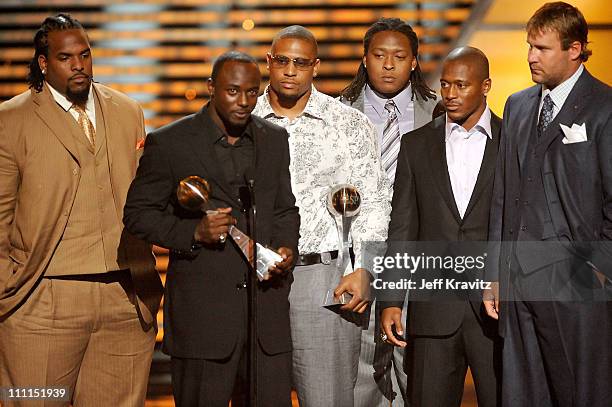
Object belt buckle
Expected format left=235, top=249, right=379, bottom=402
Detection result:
left=320, top=251, right=331, bottom=265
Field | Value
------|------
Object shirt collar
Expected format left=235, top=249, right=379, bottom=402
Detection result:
left=541, top=63, right=583, bottom=108
left=259, top=85, right=327, bottom=124
left=364, top=83, right=413, bottom=118
left=46, top=81, right=94, bottom=113
left=445, top=105, right=492, bottom=141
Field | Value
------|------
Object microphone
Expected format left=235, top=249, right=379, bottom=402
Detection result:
left=239, top=167, right=256, bottom=211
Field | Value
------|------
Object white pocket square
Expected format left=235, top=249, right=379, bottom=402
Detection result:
left=560, top=122, right=588, bottom=144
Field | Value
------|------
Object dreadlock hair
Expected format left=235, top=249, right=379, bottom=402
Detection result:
left=28, top=13, right=84, bottom=92
left=341, top=17, right=436, bottom=103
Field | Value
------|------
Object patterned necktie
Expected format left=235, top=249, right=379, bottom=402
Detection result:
left=537, top=94, right=554, bottom=137
left=72, top=104, right=96, bottom=147
left=381, top=99, right=401, bottom=183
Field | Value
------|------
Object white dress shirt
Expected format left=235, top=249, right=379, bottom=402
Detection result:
left=47, top=82, right=96, bottom=132
left=253, top=86, right=392, bottom=269
left=445, top=106, right=492, bottom=218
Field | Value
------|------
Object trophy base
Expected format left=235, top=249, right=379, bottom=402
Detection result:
left=256, top=243, right=283, bottom=281
left=322, top=289, right=353, bottom=310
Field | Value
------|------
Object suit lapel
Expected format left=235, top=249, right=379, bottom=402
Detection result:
left=540, top=69, right=593, bottom=149
left=93, top=84, right=114, bottom=160
left=463, top=115, right=501, bottom=219
left=191, top=107, right=239, bottom=206
left=33, top=86, right=81, bottom=164
left=517, top=87, right=540, bottom=171
left=414, top=96, right=432, bottom=128
left=427, top=117, right=462, bottom=223
left=352, top=87, right=365, bottom=112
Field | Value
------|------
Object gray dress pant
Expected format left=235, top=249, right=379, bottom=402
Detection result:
left=354, top=298, right=409, bottom=406
left=290, top=263, right=362, bottom=407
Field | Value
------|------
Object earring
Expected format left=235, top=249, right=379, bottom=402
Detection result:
left=42, top=69, right=46, bottom=74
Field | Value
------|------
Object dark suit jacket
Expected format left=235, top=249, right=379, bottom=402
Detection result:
left=381, top=112, right=501, bottom=336
left=124, top=106, right=300, bottom=359
left=487, top=69, right=612, bottom=315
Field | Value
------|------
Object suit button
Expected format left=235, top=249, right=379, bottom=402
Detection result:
left=521, top=225, right=527, bottom=231
left=523, top=200, right=529, bottom=205
left=515, top=198, right=519, bottom=205
left=73, top=168, right=78, bottom=175
left=527, top=177, right=533, bottom=182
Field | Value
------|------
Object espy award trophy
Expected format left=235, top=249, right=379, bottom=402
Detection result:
left=176, top=175, right=282, bottom=280
left=322, top=183, right=361, bottom=309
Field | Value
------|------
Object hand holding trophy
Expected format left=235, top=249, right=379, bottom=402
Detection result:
left=177, top=175, right=283, bottom=281
left=322, top=183, right=361, bottom=309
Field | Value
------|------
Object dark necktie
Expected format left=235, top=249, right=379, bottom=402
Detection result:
left=537, top=94, right=554, bottom=137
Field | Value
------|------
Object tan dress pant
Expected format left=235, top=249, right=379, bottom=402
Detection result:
left=0, top=276, right=156, bottom=407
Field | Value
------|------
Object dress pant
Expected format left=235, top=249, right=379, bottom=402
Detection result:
left=406, top=302, right=501, bottom=407
left=354, top=299, right=408, bottom=407
left=0, top=274, right=156, bottom=407
left=290, top=263, right=362, bottom=407
left=170, top=280, right=292, bottom=407
left=171, top=345, right=292, bottom=407
left=501, top=259, right=612, bottom=407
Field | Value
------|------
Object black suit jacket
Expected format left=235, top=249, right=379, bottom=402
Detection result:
left=487, top=69, right=612, bottom=314
left=124, top=106, right=300, bottom=359
left=381, top=112, right=501, bottom=336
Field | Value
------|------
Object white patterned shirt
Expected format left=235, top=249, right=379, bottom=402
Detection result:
left=253, top=86, right=392, bottom=269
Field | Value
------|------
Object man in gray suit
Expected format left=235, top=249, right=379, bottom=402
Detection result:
left=484, top=2, right=612, bottom=406
left=340, top=17, right=437, bottom=406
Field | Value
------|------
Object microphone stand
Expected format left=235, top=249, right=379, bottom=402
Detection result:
left=242, top=178, right=257, bottom=407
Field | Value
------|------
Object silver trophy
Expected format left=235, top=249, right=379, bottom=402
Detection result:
left=177, top=175, right=282, bottom=281
left=322, top=184, right=361, bottom=308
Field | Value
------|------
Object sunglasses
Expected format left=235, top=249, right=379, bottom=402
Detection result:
left=269, top=54, right=316, bottom=70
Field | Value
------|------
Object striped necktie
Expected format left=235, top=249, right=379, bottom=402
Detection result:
left=72, top=103, right=96, bottom=147
left=381, top=99, right=401, bottom=183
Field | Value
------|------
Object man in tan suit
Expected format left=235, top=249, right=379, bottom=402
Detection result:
left=0, top=14, right=162, bottom=406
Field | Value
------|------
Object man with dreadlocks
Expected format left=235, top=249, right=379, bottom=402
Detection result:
left=0, top=14, right=162, bottom=406
left=340, top=17, right=437, bottom=407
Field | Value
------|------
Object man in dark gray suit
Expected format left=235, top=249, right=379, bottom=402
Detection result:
left=483, top=3, right=612, bottom=407
left=380, top=47, right=501, bottom=407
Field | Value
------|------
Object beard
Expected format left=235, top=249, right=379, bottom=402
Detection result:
left=66, top=77, right=92, bottom=106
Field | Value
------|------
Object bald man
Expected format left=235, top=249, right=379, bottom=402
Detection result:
left=379, top=47, right=501, bottom=407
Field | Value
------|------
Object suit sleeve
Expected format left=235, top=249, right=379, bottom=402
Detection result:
left=377, top=134, right=419, bottom=310
left=123, top=132, right=200, bottom=252
left=589, top=112, right=612, bottom=279
left=485, top=99, right=512, bottom=283
left=0, top=115, right=19, bottom=291
left=270, top=129, right=300, bottom=258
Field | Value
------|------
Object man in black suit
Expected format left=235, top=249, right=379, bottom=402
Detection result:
left=483, top=3, right=612, bottom=407
left=123, top=51, right=300, bottom=407
left=380, top=47, right=501, bottom=407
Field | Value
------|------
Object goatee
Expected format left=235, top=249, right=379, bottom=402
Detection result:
left=66, top=84, right=90, bottom=106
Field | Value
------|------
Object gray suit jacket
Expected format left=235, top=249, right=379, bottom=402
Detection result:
left=341, top=86, right=437, bottom=130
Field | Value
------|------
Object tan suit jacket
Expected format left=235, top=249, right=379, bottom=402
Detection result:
left=0, top=82, right=162, bottom=327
